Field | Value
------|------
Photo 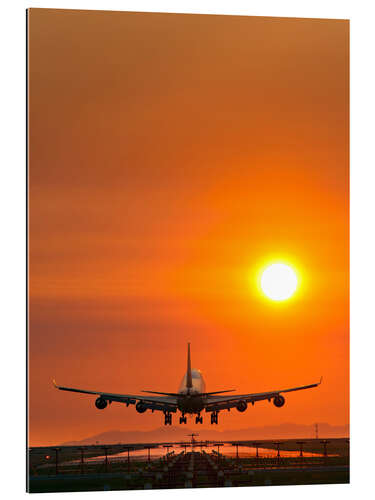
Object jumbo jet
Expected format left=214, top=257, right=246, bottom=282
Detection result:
left=53, top=343, right=322, bottom=426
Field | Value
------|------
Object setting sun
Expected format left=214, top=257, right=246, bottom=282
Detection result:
left=260, top=263, right=298, bottom=301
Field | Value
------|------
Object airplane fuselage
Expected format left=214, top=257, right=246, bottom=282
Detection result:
left=177, top=368, right=206, bottom=414
left=177, top=394, right=205, bottom=414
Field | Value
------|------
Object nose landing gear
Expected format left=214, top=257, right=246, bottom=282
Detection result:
left=210, top=411, right=219, bottom=425
left=164, top=412, right=172, bottom=425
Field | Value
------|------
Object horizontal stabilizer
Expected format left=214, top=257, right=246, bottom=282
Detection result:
left=142, top=389, right=236, bottom=397
left=142, top=390, right=180, bottom=397
left=202, top=390, right=236, bottom=396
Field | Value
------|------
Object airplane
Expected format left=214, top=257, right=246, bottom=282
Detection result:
left=53, top=343, right=322, bottom=426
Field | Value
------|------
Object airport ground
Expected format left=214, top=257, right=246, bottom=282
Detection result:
left=28, top=438, right=349, bottom=493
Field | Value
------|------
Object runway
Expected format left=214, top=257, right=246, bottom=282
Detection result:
left=28, top=438, right=349, bottom=492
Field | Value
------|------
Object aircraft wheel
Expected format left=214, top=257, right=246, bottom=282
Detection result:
left=165, top=413, right=172, bottom=425
left=211, top=412, right=219, bottom=424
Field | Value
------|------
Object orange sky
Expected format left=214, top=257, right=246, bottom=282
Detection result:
left=28, top=9, right=349, bottom=446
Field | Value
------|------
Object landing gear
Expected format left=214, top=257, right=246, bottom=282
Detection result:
left=211, top=411, right=219, bottom=425
left=195, top=415, right=203, bottom=424
left=179, top=415, right=187, bottom=424
left=164, top=412, right=172, bottom=425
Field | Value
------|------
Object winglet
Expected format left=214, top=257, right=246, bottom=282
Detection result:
left=319, top=376, right=323, bottom=385
left=52, top=379, right=58, bottom=388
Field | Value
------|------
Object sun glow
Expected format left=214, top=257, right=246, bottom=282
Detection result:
left=260, top=263, right=298, bottom=301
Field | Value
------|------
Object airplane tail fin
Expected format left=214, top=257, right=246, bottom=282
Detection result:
left=186, top=342, right=193, bottom=389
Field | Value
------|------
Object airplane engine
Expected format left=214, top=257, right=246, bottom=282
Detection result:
left=273, top=395, right=285, bottom=407
left=236, top=400, right=248, bottom=412
left=136, top=401, right=147, bottom=413
left=95, top=397, right=108, bottom=410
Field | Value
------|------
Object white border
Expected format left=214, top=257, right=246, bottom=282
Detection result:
left=1, top=0, right=375, bottom=499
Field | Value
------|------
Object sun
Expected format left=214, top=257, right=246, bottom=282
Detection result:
left=260, top=263, right=298, bottom=301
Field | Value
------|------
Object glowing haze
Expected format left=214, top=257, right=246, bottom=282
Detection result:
left=28, top=9, right=349, bottom=446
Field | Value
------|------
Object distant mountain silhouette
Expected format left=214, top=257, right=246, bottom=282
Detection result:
left=61, top=422, right=349, bottom=446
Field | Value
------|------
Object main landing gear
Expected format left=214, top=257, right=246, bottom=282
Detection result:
left=211, top=411, right=219, bottom=425
left=179, top=415, right=187, bottom=424
left=164, top=412, right=172, bottom=425
left=195, top=414, right=203, bottom=424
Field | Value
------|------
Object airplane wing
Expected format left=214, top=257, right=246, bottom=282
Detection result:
left=204, top=378, right=322, bottom=411
left=52, top=380, right=178, bottom=412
